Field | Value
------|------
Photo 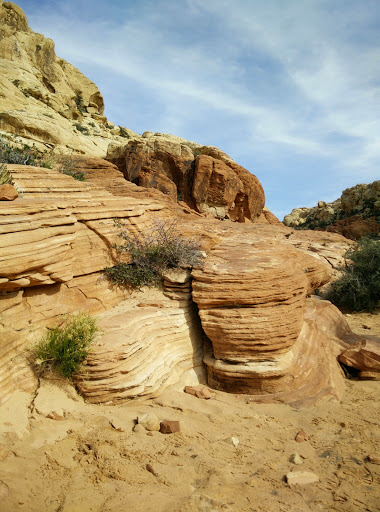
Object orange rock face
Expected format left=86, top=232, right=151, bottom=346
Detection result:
left=340, top=340, right=380, bottom=379
left=106, top=136, right=265, bottom=222
left=192, top=241, right=310, bottom=361
left=0, top=184, right=18, bottom=201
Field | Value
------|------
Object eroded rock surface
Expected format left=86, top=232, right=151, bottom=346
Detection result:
left=0, top=162, right=366, bottom=407
left=0, top=1, right=133, bottom=155
left=107, top=133, right=265, bottom=222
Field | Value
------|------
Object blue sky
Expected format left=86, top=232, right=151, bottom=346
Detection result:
left=15, top=0, right=380, bottom=219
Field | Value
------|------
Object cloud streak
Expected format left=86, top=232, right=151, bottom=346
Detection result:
left=18, top=0, right=380, bottom=218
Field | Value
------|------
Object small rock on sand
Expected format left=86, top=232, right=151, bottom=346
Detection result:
left=286, top=471, right=319, bottom=485
left=138, top=413, right=160, bottom=431
left=160, top=420, right=180, bottom=434
left=184, top=385, right=212, bottom=399
left=367, top=454, right=380, bottom=464
left=295, top=431, right=308, bottom=443
left=289, top=453, right=303, bottom=465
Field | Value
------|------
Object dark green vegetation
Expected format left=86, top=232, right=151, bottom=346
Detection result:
left=104, top=219, right=204, bottom=288
left=74, top=92, right=87, bottom=114
left=0, top=135, right=85, bottom=180
left=327, top=236, right=380, bottom=311
left=34, top=314, right=98, bottom=378
left=0, top=134, right=53, bottom=167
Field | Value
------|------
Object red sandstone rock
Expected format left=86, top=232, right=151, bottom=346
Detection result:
left=0, top=184, right=18, bottom=201
left=106, top=137, right=265, bottom=222
left=192, top=155, right=245, bottom=221
left=295, top=431, right=308, bottom=443
left=184, top=385, right=212, bottom=399
left=159, top=420, right=180, bottom=434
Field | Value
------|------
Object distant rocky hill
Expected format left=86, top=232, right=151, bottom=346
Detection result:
left=0, top=1, right=135, bottom=156
left=284, top=180, right=380, bottom=240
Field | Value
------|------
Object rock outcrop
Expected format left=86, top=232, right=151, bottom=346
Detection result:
left=0, top=161, right=357, bottom=407
left=191, top=237, right=352, bottom=405
left=340, top=340, right=380, bottom=380
left=283, top=180, right=380, bottom=240
left=107, top=133, right=265, bottom=222
left=75, top=273, right=204, bottom=403
left=0, top=1, right=135, bottom=155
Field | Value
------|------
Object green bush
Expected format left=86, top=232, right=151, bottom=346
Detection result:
left=34, top=313, right=98, bottom=378
left=0, top=135, right=53, bottom=167
left=104, top=219, right=204, bottom=288
left=74, top=123, right=89, bottom=135
left=326, top=236, right=380, bottom=311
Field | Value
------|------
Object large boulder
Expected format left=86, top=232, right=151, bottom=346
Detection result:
left=107, top=133, right=265, bottom=222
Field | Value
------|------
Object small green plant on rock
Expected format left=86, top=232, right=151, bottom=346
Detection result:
left=326, top=236, right=380, bottom=311
left=74, top=123, right=89, bottom=135
left=104, top=219, right=204, bottom=288
left=0, top=163, right=14, bottom=185
left=34, top=313, right=98, bottom=378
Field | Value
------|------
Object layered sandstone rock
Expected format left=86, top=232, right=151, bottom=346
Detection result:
left=202, top=298, right=356, bottom=405
left=107, top=133, right=265, bottom=222
left=340, top=340, right=380, bottom=380
left=75, top=273, right=204, bottom=403
left=0, top=163, right=192, bottom=404
left=284, top=180, right=380, bottom=240
left=0, top=161, right=365, bottom=407
left=191, top=238, right=352, bottom=404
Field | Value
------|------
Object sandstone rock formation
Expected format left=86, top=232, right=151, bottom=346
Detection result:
left=284, top=180, right=380, bottom=240
left=340, top=340, right=380, bottom=380
left=0, top=183, right=17, bottom=200
left=107, top=132, right=265, bottom=222
left=75, top=273, right=204, bottom=403
left=0, top=160, right=358, bottom=407
left=0, top=1, right=135, bottom=155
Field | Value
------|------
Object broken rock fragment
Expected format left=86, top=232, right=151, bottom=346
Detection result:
left=159, top=420, right=180, bottom=434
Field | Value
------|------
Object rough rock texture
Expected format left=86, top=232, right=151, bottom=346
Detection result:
left=0, top=1, right=135, bottom=155
left=75, top=274, right=204, bottom=403
left=284, top=180, right=379, bottom=240
left=106, top=133, right=265, bottom=222
left=191, top=235, right=362, bottom=405
left=340, top=340, right=380, bottom=380
left=0, top=161, right=362, bottom=407
left=0, top=163, right=194, bottom=404
left=0, top=183, right=17, bottom=200
left=201, top=298, right=359, bottom=405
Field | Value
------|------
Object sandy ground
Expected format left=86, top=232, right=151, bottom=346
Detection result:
left=0, top=313, right=379, bottom=512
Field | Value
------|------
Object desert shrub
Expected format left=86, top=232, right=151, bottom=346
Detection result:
left=104, top=219, right=204, bottom=288
left=326, top=236, right=380, bottom=311
left=34, top=313, right=98, bottom=378
left=0, top=163, right=14, bottom=185
left=74, top=92, right=87, bottom=113
left=54, top=152, right=86, bottom=181
left=74, top=123, right=89, bottom=135
left=119, top=126, right=129, bottom=138
left=0, top=135, right=53, bottom=167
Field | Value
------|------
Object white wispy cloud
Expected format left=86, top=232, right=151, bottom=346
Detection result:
left=20, top=0, right=380, bottom=218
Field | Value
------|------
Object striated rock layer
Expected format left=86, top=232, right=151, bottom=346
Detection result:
left=75, top=273, right=204, bottom=403
left=0, top=161, right=363, bottom=406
